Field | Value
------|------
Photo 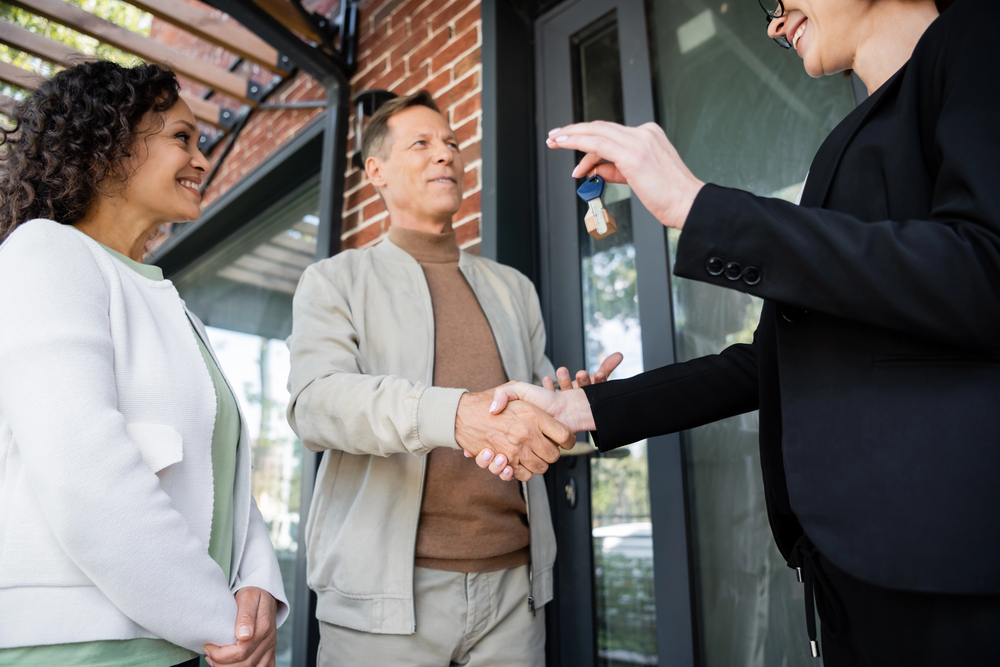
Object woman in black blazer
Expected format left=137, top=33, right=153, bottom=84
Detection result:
left=486, top=0, right=1000, bottom=663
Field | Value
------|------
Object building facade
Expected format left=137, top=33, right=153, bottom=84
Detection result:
left=0, top=0, right=883, bottom=665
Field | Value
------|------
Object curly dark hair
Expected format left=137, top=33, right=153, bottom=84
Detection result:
left=0, top=60, right=180, bottom=243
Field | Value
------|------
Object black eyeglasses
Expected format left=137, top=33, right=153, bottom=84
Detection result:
left=758, top=0, right=792, bottom=49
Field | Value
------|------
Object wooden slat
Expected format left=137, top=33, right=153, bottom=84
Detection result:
left=6, top=0, right=257, bottom=105
left=0, top=93, right=19, bottom=116
left=292, top=220, right=319, bottom=236
left=217, top=265, right=298, bottom=294
left=270, top=232, right=315, bottom=255
left=233, top=254, right=305, bottom=281
left=126, top=0, right=289, bottom=74
left=251, top=0, right=323, bottom=43
left=252, top=243, right=313, bottom=269
left=0, top=20, right=230, bottom=128
left=179, top=93, right=228, bottom=129
left=0, top=59, right=43, bottom=90
left=0, top=17, right=79, bottom=63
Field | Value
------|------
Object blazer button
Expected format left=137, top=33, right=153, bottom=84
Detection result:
left=741, top=266, right=761, bottom=285
left=706, top=257, right=725, bottom=276
left=724, top=262, right=743, bottom=281
left=781, top=306, right=809, bottom=323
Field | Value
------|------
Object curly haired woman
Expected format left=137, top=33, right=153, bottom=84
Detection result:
left=0, top=61, right=287, bottom=667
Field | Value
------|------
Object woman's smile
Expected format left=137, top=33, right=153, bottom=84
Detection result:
left=177, top=178, right=202, bottom=198
left=792, top=18, right=808, bottom=51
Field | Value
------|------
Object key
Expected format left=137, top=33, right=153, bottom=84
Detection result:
left=576, top=174, right=618, bottom=240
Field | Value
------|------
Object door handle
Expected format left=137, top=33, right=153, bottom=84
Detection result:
left=564, top=477, right=578, bottom=509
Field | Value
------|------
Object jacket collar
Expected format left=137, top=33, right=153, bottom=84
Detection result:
left=373, top=234, right=476, bottom=269
left=799, top=64, right=907, bottom=208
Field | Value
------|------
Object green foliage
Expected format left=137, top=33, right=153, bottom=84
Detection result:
left=0, top=0, right=151, bottom=100
left=594, top=550, right=658, bottom=664
left=582, top=242, right=640, bottom=365
left=591, top=444, right=652, bottom=524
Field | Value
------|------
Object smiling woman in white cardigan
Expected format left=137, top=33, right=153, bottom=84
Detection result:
left=0, top=61, right=287, bottom=667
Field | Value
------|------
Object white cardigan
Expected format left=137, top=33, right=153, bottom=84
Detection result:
left=0, top=220, right=288, bottom=651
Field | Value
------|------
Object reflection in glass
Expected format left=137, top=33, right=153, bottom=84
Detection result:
left=572, top=13, right=657, bottom=666
left=647, top=1, right=856, bottom=664
left=174, top=180, right=320, bottom=667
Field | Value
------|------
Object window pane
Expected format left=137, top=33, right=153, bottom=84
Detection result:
left=646, top=2, right=856, bottom=665
left=572, top=13, right=657, bottom=666
left=174, top=180, right=320, bottom=667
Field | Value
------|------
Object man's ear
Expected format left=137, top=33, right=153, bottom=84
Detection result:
left=366, top=155, right=387, bottom=188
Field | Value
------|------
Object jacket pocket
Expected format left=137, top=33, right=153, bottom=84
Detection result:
left=127, top=422, right=184, bottom=473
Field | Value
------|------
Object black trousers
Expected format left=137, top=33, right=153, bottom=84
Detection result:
left=172, top=658, right=201, bottom=667
left=813, top=551, right=1000, bottom=666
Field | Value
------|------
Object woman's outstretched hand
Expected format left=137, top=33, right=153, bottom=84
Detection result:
left=546, top=121, right=704, bottom=230
left=468, top=354, right=622, bottom=481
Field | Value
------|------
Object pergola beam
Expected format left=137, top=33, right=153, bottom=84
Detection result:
left=0, top=93, right=19, bottom=116
left=6, top=0, right=259, bottom=105
left=0, top=39, right=231, bottom=130
left=250, top=0, right=323, bottom=44
left=0, top=49, right=234, bottom=131
left=181, top=94, right=234, bottom=130
left=126, top=0, right=291, bottom=74
left=0, top=59, right=44, bottom=91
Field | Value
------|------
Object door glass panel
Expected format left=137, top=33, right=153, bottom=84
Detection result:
left=572, top=14, right=657, bottom=666
left=646, top=2, right=856, bottom=665
left=173, top=180, right=320, bottom=667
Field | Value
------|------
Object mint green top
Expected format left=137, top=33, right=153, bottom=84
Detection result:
left=0, top=245, right=240, bottom=667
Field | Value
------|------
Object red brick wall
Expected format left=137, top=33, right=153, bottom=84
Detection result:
left=341, top=0, right=482, bottom=253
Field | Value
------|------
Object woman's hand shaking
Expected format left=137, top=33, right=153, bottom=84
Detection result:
left=468, top=353, right=622, bottom=481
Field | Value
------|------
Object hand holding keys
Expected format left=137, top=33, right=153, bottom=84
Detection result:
left=577, top=174, right=618, bottom=240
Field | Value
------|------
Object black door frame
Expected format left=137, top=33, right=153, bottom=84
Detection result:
left=533, top=0, right=697, bottom=664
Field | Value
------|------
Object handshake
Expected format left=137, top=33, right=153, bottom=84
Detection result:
left=454, top=353, right=622, bottom=481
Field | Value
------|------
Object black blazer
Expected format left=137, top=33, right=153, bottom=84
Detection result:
left=585, top=0, right=1000, bottom=595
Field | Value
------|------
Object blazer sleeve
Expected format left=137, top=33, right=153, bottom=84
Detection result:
left=286, top=262, right=465, bottom=457
left=582, top=337, right=759, bottom=451
left=0, top=223, right=239, bottom=652
left=233, top=497, right=290, bottom=627
left=674, top=12, right=1000, bottom=352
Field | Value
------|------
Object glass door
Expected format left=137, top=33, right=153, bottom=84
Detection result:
left=172, top=179, right=321, bottom=667
left=538, top=0, right=859, bottom=665
left=646, top=2, right=856, bottom=666
left=536, top=1, right=692, bottom=665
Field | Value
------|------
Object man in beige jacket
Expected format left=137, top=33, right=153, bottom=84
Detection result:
left=287, top=91, right=616, bottom=665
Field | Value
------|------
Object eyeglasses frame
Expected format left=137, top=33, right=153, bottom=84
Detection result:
left=758, top=0, right=793, bottom=49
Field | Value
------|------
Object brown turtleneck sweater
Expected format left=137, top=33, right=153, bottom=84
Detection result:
left=389, top=226, right=531, bottom=573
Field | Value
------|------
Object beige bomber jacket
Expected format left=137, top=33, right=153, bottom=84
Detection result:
left=286, top=236, right=557, bottom=635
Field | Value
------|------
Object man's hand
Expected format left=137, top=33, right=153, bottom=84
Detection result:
left=456, top=390, right=575, bottom=482
left=204, top=587, right=278, bottom=667
left=542, top=352, right=623, bottom=391
left=545, top=121, right=704, bottom=230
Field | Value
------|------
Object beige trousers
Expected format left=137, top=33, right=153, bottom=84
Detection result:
left=317, top=565, right=545, bottom=667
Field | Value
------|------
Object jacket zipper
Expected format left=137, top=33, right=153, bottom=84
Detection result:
left=409, top=264, right=436, bottom=632
left=523, top=480, right=535, bottom=615
left=460, top=263, right=537, bottom=615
